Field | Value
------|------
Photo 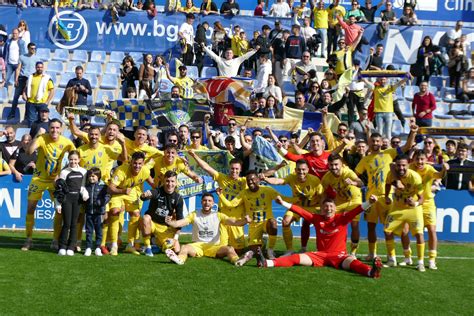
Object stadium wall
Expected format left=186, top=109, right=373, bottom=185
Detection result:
left=0, top=8, right=473, bottom=65
left=1, top=175, right=473, bottom=242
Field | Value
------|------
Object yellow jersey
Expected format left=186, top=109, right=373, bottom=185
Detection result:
left=0, top=159, right=9, bottom=172
left=173, top=76, right=194, bottom=99
left=387, top=169, right=423, bottom=209
left=125, top=138, right=163, bottom=168
left=153, top=156, right=189, bottom=186
left=335, top=47, right=354, bottom=75
left=322, top=166, right=362, bottom=204
left=283, top=173, right=323, bottom=208
left=77, top=142, right=116, bottom=183
left=27, top=75, right=54, bottom=104
left=220, top=186, right=279, bottom=223
left=313, top=7, right=329, bottom=29
left=410, top=164, right=441, bottom=202
left=214, top=172, right=247, bottom=218
left=374, top=85, right=396, bottom=113
left=111, top=163, right=151, bottom=201
left=328, top=4, right=346, bottom=27
left=34, top=134, right=75, bottom=180
left=356, top=148, right=398, bottom=197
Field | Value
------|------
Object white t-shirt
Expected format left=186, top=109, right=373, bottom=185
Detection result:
left=255, top=59, right=272, bottom=93
left=301, top=25, right=317, bottom=42
left=446, top=28, right=462, bottom=41
left=8, top=40, right=20, bottom=65
left=270, top=2, right=291, bottom=17
left=179, top=23, right=194, bottom=44
left=189, top=210, right=223, bottom=244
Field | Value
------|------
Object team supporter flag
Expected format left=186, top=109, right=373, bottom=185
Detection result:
left=232, top=115, right=300, bottom=136
left=182, top=150, right=232, bottom=176
left=332, top=68, right=353, bottom=103
left=56, top=19, right=71, bottom=41
left=197, top=77, right=254, bottom=111
left=150, top=99, right=211, bottom=131
left=108, top=99, right=156, bottom=128
left=418, top=127, right=474, bottom=137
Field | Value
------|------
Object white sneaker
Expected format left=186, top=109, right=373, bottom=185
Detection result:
left=235, top=250, right=254, bottom=267
left=84, top=248, right=92, bottom=256
left=21, top=238, right=32, bottom=251
left=429, top=261, right=438, bottom=270
left=267, top=248, right=276, bottom=260
left=281, top=250, right=295, bottom=257
left=58, top=249, right=67, bottom=256
left=399, top=257, right=413, bottom=266
left=417, top=263, right=426, bottom=272
left=384, top=258, right=397, bottom=268
left=50, top=240, right=59, bottom=251
left=95, top=248, right=103, bottom=256
left=66, top=249, right=74, bottom=256
left=165, top=249, right=183, bottom=265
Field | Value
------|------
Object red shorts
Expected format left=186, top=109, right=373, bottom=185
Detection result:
left=305, top=251, right=349, bottom=269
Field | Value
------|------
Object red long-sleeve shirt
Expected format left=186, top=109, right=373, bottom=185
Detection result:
left=289, top=204, right=364, bottom=254
left=284, top=150, right=331, bottom=179
left=412, top=92, right=436, bottom=119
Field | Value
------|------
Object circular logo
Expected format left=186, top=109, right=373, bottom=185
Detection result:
left=48, top=11, right=88, bottom=50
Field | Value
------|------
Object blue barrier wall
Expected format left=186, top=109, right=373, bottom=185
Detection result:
left=1, top=175, right=473, bottom=241
left=0, top=8, right=473, bottom=65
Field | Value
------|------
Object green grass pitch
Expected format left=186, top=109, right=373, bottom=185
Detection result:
left=0, top=231, right=473, bottom=315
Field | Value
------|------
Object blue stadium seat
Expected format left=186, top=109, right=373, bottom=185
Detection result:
left=0, top=87, right=8, bottom=103
left=90, top=50, right=106, bottom=63
left=404, top=85, right=419, bottom=101
left=36, top=48, right=51, bottom=62
left=203, top=55, right=213, bottom=67
left=186, top=66, right=199, bottom=79
left=46, top=61, right=64, bottom=74
left=0, top=107, right=20, bottom=124
left=433, top=102, right=453, bottom=119
left=52, top=48, right=69, bottom=61
left=128, top=52, right=143, bottom=64
left=65, top=61, right=83, bottom=73
left=441, top=87, right=459, bottom=103
left=450, top=103, right=472, bottom=119
left=400, top=64, right=411, bottom=72
left=399, top=100, right=412, bottom=117
left=83, top=74, right=99, bottom=89
left=15, top=128, right=31, bottom=141
left=429, top=86, right=441, bottom=102
left=71, top=50, right=89, bottom=62
left=395, top=86, right=404, bottom=101
left=86, top=62, right=102, bottom=75
left=109, top=51, right=125, bottom=64
left=105, top=63, right=121, bottom=75
left=100, top=74, right=119, bottom=89
left=46, top=72, right=58, bottom=84
left=96, top=90, right=116, bottom=106
left=51, top=88, right=65, bottom=105
left=59, top=73, right=75, bottom=88
left=91, top=116, right=106, bottom=127
left=391, top=120, right=405, bottom=137
left=201, top=66, right=218, bottom=78
left=429, top=76, right=444, bottom=89
left=282, top=81, right=296, bottom=96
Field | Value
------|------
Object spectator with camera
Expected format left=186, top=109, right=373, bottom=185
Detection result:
left=66, top=65, right=92, bottom=107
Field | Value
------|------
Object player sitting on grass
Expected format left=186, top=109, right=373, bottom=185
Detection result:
left=255, top=195, right=383, bottom=279
left=164, top=193, right=251, bottom=265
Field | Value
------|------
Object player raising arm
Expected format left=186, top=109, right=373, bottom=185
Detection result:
left=164, top=193, right=251, bottom=265
left=255, top=195, right=382, bottom=279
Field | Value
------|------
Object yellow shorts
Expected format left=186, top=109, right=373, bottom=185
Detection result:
left=27, top=177, right=55, bottom=201
left=364, top=197, right=389, bottom=224
left=336, top=199, right=362, bottom=221
left=384, top=206, right=424, bottom=236
left=422, top=200, right=436, bottom=227
left=248, top=219, right=272, bottom=246
left=220, top=224, right=246, bottom=250
left=189, top=242, right=223, bottom=258
left=109, top=194, right=143, bottom=213
left=150, top=222, right=177, bottom=249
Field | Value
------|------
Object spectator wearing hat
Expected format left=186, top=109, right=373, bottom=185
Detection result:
left=22, top=61, right=54, bottom=127
left=255, top=25, right=272, bottom=58
left=29, top=105, right=51, bottom=138
left=179, top=13, right=195, bottom=66
left=165, top=64, right=195, bottom=99
left=269, top=20, right=284, bottom=42
left=66, top=65, right=92, bottom=107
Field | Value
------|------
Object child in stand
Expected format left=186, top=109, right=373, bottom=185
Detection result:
left=84, top=167, right=110, bottom=257
left=55, top=150, right=88, bottom=256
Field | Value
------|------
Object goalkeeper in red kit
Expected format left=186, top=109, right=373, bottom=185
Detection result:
left=255, top=195, right=383, bottom=278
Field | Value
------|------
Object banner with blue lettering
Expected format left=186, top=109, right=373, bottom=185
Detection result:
left=1, top=175, right=473, bottom=241
left=0, top=8, right=473, bottom=66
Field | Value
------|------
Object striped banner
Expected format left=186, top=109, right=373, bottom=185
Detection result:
left=419, top=127, right=474, bottom=136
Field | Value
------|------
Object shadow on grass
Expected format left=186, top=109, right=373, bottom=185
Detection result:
left=0, top=234, right=56, bottom=254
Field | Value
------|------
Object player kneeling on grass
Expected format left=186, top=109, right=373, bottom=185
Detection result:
left=140, top=170, right=184, bottom=257
left=164, top=193, right=252, bottom=265
left=255, top=195, right=383, bottom=279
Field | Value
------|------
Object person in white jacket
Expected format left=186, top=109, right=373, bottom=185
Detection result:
left=201, top=42, right=259, bottom=77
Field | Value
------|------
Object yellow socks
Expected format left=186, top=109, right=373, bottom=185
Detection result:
left=26, top=213, right=34, bottom=238
left=417, top=243, right=425, bottom=262
left=178, top=254, right=187, bottom=263
left=101, top=219, right=109, bottom=247
left=350, top=242, right=359, bottom=255
left=53, top=213, right=63, bottom=241
left=386, top=239, right=396, bottom=257
left=109, top=215, right=120, bottom=243
left=429, top=250, right=437, bottom=261
left=230, top=255, right=239, bottom=264
left=143, top=235, right=151, bottom=248
left=127, top=216, right=140, bottom=244
left=268, top=235, right=277, bottom=249
left=282, top=226, right=293, bottom=251
left=368, top=242, right=377, bottom=257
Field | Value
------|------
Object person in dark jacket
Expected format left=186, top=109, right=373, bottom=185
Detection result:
left=194, top=22, right=209, bottom=75
left=445, top=143, right=474, bottom=190
left=83, top=167, right=110, bottom=257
